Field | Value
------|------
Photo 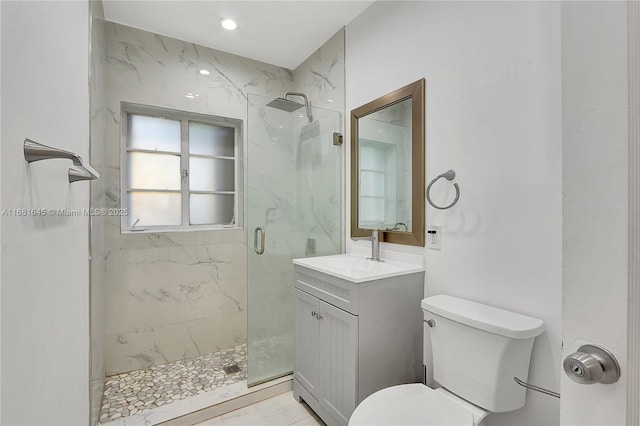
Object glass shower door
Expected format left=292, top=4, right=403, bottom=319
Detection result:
left=247, top=94, right=342, bottom=385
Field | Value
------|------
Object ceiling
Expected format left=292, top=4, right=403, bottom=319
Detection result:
left=102, top=1, right=374, bottom=70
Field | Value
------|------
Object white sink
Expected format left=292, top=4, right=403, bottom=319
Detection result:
left=293, top=254, right=424, bottom=283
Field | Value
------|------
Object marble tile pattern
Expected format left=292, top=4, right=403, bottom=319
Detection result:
left=101, top=22, right=345, bottom=375
left=195, top=391, right=324, bottom=426
left=293, top=29, right=345, bottom=112
left=100, top=344, right=247, bottom=423
left=102, top=21, right=288, bottom=375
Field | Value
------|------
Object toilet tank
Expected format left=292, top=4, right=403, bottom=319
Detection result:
left=421, top=295, right=544, bottom=413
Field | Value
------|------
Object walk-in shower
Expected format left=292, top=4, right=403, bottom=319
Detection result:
left=89, top=6, right=346, bottom=423
left=96, top=92, right=342, bottom=423
left=266, top=92, right=314, bottom=123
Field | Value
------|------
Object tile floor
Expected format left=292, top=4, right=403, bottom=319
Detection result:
left=100, top=344, right=247, bottom=422
left=195, top=391, right=325, bottom=426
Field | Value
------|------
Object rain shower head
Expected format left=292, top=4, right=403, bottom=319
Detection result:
left=266, top=97, right=305, bottom=113
left=266, top=92, right=313, bottom=123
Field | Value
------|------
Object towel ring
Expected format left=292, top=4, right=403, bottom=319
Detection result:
left=426, top=170, right=460, bottom=210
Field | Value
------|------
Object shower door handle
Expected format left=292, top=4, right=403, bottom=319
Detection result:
left=254, top=227, right=265, bottom=255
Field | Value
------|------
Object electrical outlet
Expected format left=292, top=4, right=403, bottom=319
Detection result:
left=427, top=225, right=441, bottom=250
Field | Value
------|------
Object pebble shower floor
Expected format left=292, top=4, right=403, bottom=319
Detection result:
left=99, top=344, right=247, bottom=422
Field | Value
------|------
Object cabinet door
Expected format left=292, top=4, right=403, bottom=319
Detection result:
left=318, top=300, right=358, bottom=425
left=295, top=289, right=320, bottom=395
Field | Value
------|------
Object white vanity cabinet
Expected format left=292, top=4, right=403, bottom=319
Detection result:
left=292, top=256, right=425, bottom=426
left=295, top=288, right=358, bottom=423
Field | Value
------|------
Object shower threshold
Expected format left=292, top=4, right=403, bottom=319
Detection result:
left=99, top=373, right=292, bottom=426
left=100, top=344, right=254, bottom=425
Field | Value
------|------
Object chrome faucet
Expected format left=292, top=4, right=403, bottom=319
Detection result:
left=394, top=222, right=407, bottom=231
left=386, top=222, right=407, bottom=231
left=352, top=229, right=383, bottom=262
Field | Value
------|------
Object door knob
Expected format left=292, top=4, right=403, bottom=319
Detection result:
left=563, top=344, right=620, bottom=385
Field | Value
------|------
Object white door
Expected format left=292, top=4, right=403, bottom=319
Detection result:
left=295, top=289, right=321, bottom=394
left=562, top=2, right=639, bottom=424
left=319, top=300, right=358, bottom=425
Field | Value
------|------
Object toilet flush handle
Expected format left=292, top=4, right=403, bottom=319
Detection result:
left=426, top=319, right=436, bottom=327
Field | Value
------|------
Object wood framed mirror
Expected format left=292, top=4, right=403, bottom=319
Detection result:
left=351, top=79, right=425, bottom=246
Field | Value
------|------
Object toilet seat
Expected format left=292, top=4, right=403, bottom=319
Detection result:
left=348, top=384, right=488, bottom=426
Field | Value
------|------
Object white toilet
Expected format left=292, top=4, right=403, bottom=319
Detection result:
left=349, top=295, right=544, bottom=426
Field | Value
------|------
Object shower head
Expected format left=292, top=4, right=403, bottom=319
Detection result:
left=266, top=92, right=313, bottom=123
left=266, top=97, right=305, bottom=113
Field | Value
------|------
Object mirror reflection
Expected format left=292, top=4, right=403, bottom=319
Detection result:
left=358, top=98, right=413, bottom=231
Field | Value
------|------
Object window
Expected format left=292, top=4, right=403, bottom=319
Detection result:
left=359, top=140, right=397, bottom=228
left=121, top=103, right=242, bottom=232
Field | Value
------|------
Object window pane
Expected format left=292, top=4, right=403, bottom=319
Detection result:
left=360, top=197, right=385, bottom=223
left=360, top=171, right=385, bottom=197
left=127, top=192, right=181, bottom=227
left=127, top=152, right=181, bottom=190
left=189, top=122, right=235, bottom=157
left=190, top=194, right=234, bottom=225
left=359, top=144, right=386, bottom=172
left=128, top=114, right=181, bottom=152
left=189, top=157, right=235, bottom=192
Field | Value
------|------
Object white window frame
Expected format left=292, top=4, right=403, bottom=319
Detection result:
left=358, top=140, right=397, bottom=229
left=120, top=102, right=243, bottom=234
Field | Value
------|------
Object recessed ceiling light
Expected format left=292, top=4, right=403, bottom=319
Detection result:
left=327, top=99, right=334, bottom=103
left=199, top=69, right=210, bottom=75
left=220, top=18, right=237, bottom=31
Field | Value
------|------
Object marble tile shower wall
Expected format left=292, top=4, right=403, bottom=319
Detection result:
left=101, top=22, right=345, bottom=375
left=293, top=30, right=345, bottom=112
left=293, top=29, right=345, bottom=249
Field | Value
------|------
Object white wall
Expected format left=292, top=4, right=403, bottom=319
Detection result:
left=561, top=2, right=629, bottom=424
left=1, top=1, right=90, bottom=424
left=0, top=1, right=3, bottom=420
left=90, top=1, right=107, bottom=424
left=346, top=2, right=562, bottom=425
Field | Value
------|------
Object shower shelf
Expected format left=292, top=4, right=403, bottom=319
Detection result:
left=24, top=138, right=100, bottom=183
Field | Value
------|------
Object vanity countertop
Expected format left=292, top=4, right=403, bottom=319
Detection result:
left=293, top=253, right=424, bottom=283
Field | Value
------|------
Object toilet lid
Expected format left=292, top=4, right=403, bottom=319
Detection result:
left=349, top=384, right=475, bottom=426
